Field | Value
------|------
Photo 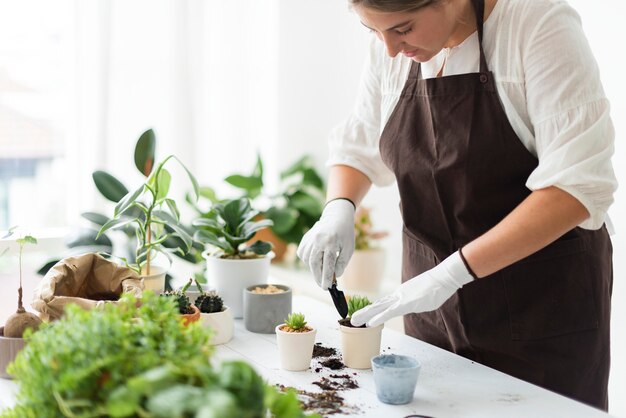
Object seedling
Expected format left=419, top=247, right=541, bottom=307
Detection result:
left=284, top=312, right=307, bottom=332
left=160, top=278, right=194, bottom=314
left=194, top=279, right=224, bottom=314
left=347, top=296, right=371, bottom=319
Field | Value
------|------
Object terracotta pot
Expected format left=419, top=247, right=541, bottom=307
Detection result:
left=203, top=251, right=273, bottom=319
left=200, top=306, right=234, bottom=345
left=181, top=304, right=201, bottom=326
left=339, top=248, right=385, bottom=291
left=275, top=324, right=317, bottom=371
left=244, top=284, right=292, bottom=334
left=0, top=326, right=26, bottom=379
left=340, top=323, right=384, bottom=369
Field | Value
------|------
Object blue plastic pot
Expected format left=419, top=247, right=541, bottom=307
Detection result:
left=371, top=354, right=421, bottom=405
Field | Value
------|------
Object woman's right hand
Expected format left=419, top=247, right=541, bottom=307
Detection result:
left=296, top=199, right=356, bottom=290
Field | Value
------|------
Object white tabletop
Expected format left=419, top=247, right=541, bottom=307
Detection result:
left=0, top=295, right=614, bottom=417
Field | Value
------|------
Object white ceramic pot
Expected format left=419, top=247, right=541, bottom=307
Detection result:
left=140, top=265, right=168, bottom=294
left=0, top=326, right=26, bottom=379
left=339, top=248, right=385, bottom=291
left=200, top=306, right=234, bottom=345
left=340, top=323, right=384, bottom=369
left=275, top=324, right=317, bottom=371
left=203, top=251, right=273, bottom=319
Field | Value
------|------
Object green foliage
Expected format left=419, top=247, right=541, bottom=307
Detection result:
left=347, top=295, right=372, bottom=319
left=98, top=154, right=199, bottom=274
left=284, top=312, right=307, bottom=331
left=194, top=279, right=224, bottom=314
left=2, top=292, right=312, bottom=418
left=160, top=278, right=194, bottom=314
left=193, top=197, right=273, bottom=258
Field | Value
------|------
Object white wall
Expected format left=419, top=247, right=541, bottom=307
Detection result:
left=277, top=0, right=625, bottom=415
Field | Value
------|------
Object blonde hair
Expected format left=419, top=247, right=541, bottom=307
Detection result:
left=348, top=0, right=439, bottom=13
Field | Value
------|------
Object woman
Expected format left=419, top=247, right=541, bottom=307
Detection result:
left=297, top=0, right=616, bottom=410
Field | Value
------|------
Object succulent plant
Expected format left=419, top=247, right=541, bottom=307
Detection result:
left=160, top=278, right=194, bottom=314
left=194, top=279, right=224, bottom=314
left=347, top=295, right=372, bottom=319
left=284, top=312, right=307, bottom=331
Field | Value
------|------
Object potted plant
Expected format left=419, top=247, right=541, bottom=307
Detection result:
left=243, top=284, right=292, bottom=334
left=339, top=206, right=388, bottom=291
left=276, top=312, right=316, bottom=371
left=160, top=278, right=201, bottom=326
left=98, top=152, right=199, bottom=293
left=339, top=295, right=383, bottom=369
left=193, top=197, right=274, bottom=318
left=1, top=231, right=42, bottom=379
left=193, top=279, right=233, bottom=345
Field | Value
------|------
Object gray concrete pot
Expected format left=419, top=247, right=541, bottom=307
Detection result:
left=243, top=284, right=292, bottom=334
left=0, top=326, right=26, bottom=379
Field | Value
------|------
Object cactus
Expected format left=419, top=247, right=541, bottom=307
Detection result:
left=160, top=278, right=194, bottom=314
left=284, top=312, right=307, bottom=331
left=193, top=279, right=224, bottom=314
left=347, top=295, right=371, bottom=319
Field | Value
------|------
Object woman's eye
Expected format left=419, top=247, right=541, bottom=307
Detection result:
left=397, top=27, right=413, bottom=36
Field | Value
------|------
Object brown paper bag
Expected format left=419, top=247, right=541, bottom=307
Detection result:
left=32, top=253, right=144, bottom=321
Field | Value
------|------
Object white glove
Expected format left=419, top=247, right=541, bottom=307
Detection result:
left=351, top=251, right=474, bottom=327
left=296, top=199, right=355, bottom=290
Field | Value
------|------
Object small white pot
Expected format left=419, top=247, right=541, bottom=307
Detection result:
left=0, top=327, right=26, bottom=379
left=200, top=306, right=234, bottom=345
left=339, top=248, right=385, bottom=291
left=340, top=323, right=384, bottom=369
left=140, top=265, right=168, bottom=294
left=203, top=251, right=273, bottom=319
left=275, top=324, right=317, bottom=371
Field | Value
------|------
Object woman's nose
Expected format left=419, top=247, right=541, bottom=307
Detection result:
left=381, top=34, right=401, bottom=57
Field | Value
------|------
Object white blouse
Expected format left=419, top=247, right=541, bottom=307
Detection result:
left=327, top=0, right=617, bottom=230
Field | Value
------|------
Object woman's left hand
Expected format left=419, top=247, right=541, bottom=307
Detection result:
left=350, top=251, right=474, bottom=327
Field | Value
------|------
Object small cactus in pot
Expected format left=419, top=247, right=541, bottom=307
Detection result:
left=194, top=279, right=233, bottom=345
left=194, top=279, right=224, bottom=314
left=160, top=279, right=200, bottom=325
left=276, top=312, right=316, bottom=371
left=339, top=295, right=383, bottom=369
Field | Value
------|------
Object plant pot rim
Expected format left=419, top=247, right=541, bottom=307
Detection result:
left=140, top=264, right=170, bottom=277
left=245, top=284, right=291, bottom=294
left=0, top=326, right=25, bottom=341
left=339, top=323, right=384, bottom=334
left=275, top=324, right=316, bottom=335
left=371, top=353, right=421, bottom=370
left=199, top=306, right=231, bottom=316
left=202, top=250, right=275, bottom=262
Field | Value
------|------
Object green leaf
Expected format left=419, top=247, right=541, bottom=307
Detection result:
left=222, top=199, right=251, bottom=233
left=264, top=207, right=298, bottom=235
left=164, top=199, right=180, bottom=222
left=114, top=184, right=145, bottom=218
left=93, top=171, right=129, bottom=203
left=16, top=235, right=37, bottom=246
left=171, top=155, right=200, bottom=202
left=134, top=128, right=156, bottom=177
left=224, top=175, right=263, bottom=193
left=280, top=155, right=313, bottom=179
left=194, top=230, right=233, bottom=254
left=66, top=227, right=113, bottom=248
left=288, top=190, right=323, bottom=218
left=98, top=217, right=137, bottom=238
left=240, top=219, right=273, bottom=239
left=106, top=385, right=141, bottom=417
left=301, top=167, right=324, bottom=189
left=245, top=240, right=272, bottom=256
left=252, top=152, right=263, bottom=178
left=154, top=211, right=192, bottom=252
left=81, top=212, right=110, bottom=227
left=192, top=218, right=223, bottom=234
left=156, top=168, right=171, bottom=201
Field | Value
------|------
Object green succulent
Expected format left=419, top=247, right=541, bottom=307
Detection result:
left=160, top=278, right=194, bottom=314
left=347, top=295, right=372, bottom=319
left=284, top=312, right=307, bottom=331
left=192, top=197, right=273, bottom=259
left=194, top=279, right=224, bottom=314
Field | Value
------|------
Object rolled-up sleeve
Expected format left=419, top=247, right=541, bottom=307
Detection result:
left=523, top=3, right=617, bottom=229
left=327, top=37, right=395, bottom=187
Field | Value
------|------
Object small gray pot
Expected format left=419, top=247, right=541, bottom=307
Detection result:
left=243, top=284, right=292, bottom=334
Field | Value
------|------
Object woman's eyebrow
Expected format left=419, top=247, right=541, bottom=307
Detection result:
left=360, top=19, right=413, bottom=32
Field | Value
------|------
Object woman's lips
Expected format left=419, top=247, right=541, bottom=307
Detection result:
left=403, top=49, right=420, bottom=58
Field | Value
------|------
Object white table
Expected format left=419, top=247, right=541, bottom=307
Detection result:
left=0, top=295, right=615, bottom=417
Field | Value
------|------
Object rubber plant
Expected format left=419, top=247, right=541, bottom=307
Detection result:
left=97, top=153, right=199, bottom=275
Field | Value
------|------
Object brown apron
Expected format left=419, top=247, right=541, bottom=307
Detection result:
left=378, top=0, right=613, bottom=410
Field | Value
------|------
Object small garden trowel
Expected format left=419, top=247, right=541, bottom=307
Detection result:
left=328, top=275, right=348, bottom=319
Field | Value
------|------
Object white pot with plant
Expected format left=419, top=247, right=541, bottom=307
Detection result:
left=339, top=296, right=383, bottom=369
left=339, top=206, right=388, bottom=291
left=276, top=312, right=316, bottom=371
left=1, top=230, right=42, bottom=379
left=193, top=197, right=274, bottom=319
left=193, top=279, right=233, bottom=345
left=98, top=154, right=199, bottom=293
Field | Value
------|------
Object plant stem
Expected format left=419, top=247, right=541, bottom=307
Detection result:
left=17, top=242, right=24, bottom=313
left=146, top=223, right=151, bottom=276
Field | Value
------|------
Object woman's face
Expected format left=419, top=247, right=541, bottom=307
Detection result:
left=356, top=1, right=463, bottom=62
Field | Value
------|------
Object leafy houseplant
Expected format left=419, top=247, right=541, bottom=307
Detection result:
left=193, top=197, right=274, bottom=319
left=98, top=153, right=199, bottom=292
left=340, top=206, right=389, bottom=291
left=2, top=292, right=314, bottom=418
left=339, top=295, right=383, bottom=370
left=276, top=312, right=316, bottom=371
left=194, top=279, right=233, bottom=345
